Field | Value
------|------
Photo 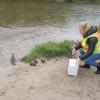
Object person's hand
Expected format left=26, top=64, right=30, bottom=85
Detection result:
left=72, top=48, right=76, bottom=56
left=76, top=58, right=84, bottom=66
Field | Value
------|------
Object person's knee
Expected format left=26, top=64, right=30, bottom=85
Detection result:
left=84, top=60, right=90, bottom=65
left=84, top=58, right=91, bottom=64
left=84, top=58, right=93, bottom=65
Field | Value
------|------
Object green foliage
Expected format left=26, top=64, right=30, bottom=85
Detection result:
left=21, top=40, right=73, bottom=63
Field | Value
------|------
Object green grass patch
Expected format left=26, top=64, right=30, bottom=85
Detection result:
left=21, top=40, right=73, bottom=63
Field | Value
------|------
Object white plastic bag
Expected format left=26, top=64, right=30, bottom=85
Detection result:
left=68, top=59, right=79, bottom=76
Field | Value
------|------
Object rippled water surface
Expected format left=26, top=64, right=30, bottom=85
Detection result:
left=0, top=1, right=100, bottom=67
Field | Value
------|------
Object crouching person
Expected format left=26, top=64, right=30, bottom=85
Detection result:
left=72, top=21, right=100, bottom=74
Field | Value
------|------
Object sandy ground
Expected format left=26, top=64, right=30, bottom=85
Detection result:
left=0, top=57, right=100, bottom=100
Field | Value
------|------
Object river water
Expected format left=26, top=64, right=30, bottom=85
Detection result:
left=0, top=1, right=100, bottom=68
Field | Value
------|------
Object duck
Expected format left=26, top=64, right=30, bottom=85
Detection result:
left=10, top=53, right=16, bottom=65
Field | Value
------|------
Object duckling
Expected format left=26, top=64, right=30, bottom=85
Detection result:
left=41, top=58, right=46, bottom=63
left=34, top=59, right=38, bottom=63
left=30, top=60, right=36, bottom=66
left=10, top=53, right=16, bottom=65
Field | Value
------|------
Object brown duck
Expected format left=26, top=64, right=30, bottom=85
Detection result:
left=10, top=53, right=16, bottom=65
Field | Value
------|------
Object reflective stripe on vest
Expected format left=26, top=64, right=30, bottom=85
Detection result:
left=81, top=32, right=100, bottom=54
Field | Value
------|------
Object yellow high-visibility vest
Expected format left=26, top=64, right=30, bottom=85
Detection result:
left=81, top=32, right=100, bottom=54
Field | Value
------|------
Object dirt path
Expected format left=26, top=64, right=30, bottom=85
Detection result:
left=0, top=57, right=100, bottom=100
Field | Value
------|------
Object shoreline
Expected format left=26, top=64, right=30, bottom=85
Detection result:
left=0, top=26, right=81, bottom=68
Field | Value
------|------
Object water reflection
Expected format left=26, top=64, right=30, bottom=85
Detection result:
left=0, top=1, right=74, bottom=27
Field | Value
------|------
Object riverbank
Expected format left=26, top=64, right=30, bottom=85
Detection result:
left=0, top=26, right=81, bottom=68
left=0, top=56, right=100, bottom=100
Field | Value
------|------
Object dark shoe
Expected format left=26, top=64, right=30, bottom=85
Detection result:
left=95, top=63, right=100, bottom=74
left=95, top=69, right=100, bottom=74
left=80, top=64, right=90, bottom=69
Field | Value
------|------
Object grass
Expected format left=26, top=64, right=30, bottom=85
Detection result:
left=21, top=40, right=73, bottom=63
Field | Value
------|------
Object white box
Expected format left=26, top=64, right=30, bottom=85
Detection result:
left=68, top=59, right=79, bottom=76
